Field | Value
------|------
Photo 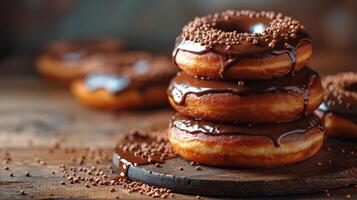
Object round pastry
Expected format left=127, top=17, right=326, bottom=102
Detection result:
left=71, top=52, right=177, bottom=110
left=317, top=72, right=357, bottom=139
left=168, top=67, right=323, bottom=123
left=169, top=113, right=324, bottom=168
left=36, top=39, right=122, bottom=83
left=173, top=10, right=312, bottom=80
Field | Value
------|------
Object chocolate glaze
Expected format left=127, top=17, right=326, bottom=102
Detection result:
left=317, top=103, right=357, bottom=123
left=81, top=53, right=177, bottom=94
left=114, top=130, right=176, bottom=178
left=171, top=113, right=323, bottom=147
left=173, top=32, right=310, bottom=79
left=168, top=67, right=319, bottom=118
left=84, top=73, right=171, bottom=94
left=45, top=39, right=121, bottom=63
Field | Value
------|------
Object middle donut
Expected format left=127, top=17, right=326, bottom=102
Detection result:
left=168, top=67, right=323, bottom=123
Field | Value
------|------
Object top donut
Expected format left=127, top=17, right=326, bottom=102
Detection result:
left=173, top=10, right=312, bottom=80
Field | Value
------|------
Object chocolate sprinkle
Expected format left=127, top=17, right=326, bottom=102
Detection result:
left=323, top=72, right=357, bottom=115
left=181, top=10, right=305, bottom=47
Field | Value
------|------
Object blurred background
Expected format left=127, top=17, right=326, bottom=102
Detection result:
left=0, top=0, right=356, bottom=76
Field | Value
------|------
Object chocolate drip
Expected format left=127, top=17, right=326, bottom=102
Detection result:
left=168, top=67, right=319, bottom=118
left=114, top=130, right=176, bottom=178
left=271, top=38, right=311, bottom=77
left=171, top=113, right=323, bottom=147
left=270, top=45, right=297, bottom=77
left=172, top=35, right=311, bottom=79
left=302, top=72, right=316, bottom=116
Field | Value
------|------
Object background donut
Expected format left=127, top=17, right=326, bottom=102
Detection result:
left=36, top=39, right=122, bottom=83
left=71, top=52, right=177, bottom=110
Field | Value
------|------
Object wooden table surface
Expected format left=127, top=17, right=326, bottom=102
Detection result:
left=0, top=76, right=357, bottom=199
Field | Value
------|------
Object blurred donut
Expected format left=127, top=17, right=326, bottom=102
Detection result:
left=317, top=72, right=357, bottom=139
left=71, top=52, right=177, bottom=110
left=36, top=39, right=121, bottom=83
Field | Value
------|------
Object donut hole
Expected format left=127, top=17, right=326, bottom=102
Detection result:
left=345, top=82, right=357, bottom=92
left=213, top=17, right=270, bottom=34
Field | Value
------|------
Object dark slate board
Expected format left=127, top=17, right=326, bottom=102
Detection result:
left=113, top=138, right=357, bottom=197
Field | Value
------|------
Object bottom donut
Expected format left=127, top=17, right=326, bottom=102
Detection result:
left=169, top=113, right=325, bottom=168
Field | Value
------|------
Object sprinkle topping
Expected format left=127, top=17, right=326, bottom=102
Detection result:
left=181, top=10, right=306, bottom=48
left=323, top=72, right=357, bottom=114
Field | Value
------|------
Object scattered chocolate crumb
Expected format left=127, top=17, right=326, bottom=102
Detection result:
left=179, top=166, right=184, bottom=171
left=4, top=166, right=9, bottom=170
left=9, top=172, right=14, bottom=177
left=25, top=172, right=31, bottom=177
left=155, top=163, right=160, bottom=168
left=196, top=195, right=201, bottom=199
left=346, top=194, right=351, bottom=199
left=20, top=190, right=26, bottom=195
left=195, top=166, right=202, bottom=170
left=317, top=162, right=322, bottom=166
left=85, top=183, right=90, bottom=188
left=60, top=181, right=65, bottom=185
left=110, top=188, right=116, bottom=193
left=52, top=171, right=56, bottom=175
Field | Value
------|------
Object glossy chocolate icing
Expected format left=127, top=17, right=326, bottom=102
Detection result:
left=46, top=39, right=121, bottom=63
left=171, top=113, right=323, bottom=147
left=173, top=21, right=311, bottom=79
left=168, top=67, right=319, bottom=117
left=82, top=53, right=177, bottom=94
left=84, top=73, right=172, bottom=94
left=85, top=74, right=131, bottom=94
left=318, top=103, right=357, bottom=123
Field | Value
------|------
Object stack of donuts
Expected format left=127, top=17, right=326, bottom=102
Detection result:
left=167, top=10, right=325, bottom=168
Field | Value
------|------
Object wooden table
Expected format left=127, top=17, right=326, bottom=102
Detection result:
left=0, top=76, right=356, bottom=199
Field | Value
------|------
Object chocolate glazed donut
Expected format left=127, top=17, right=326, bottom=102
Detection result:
left=71, top=52, right=177, bottom=110
left=168, top=67, right=324, bottom=123
left=173, top=10, right=312, bottom=80
left=169, top=113, right=324, bottom=168
left=317, top=72, right=357, bottom=139
left=36, top=39, right=122, bottom=83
